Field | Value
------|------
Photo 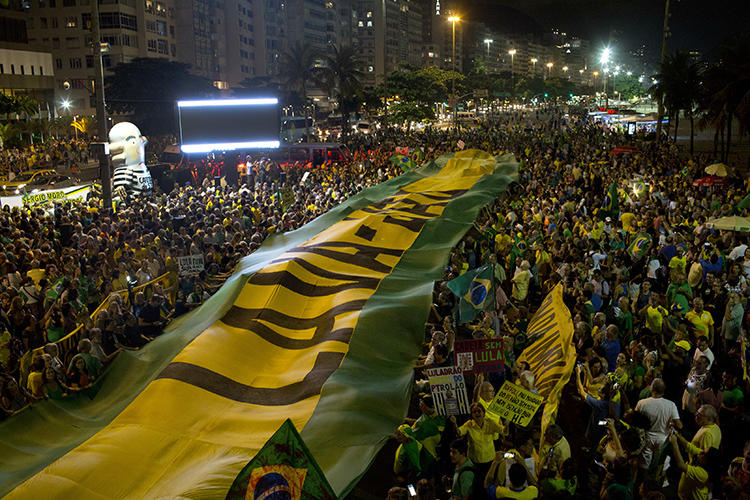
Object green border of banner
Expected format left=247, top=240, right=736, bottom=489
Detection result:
left=301, top=155, right=518, bottom=495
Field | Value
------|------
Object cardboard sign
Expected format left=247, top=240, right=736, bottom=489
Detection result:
left=425, top=366, right=470, bottom=416
left=457, top=140, right=466, bottom=150
left=454, top=338, right=504, bottom=373
left=177, top=254, right=205, bottom=276
left=280, top=186, right=295, bottom=211
left=486, top=381, right=544, bottom=427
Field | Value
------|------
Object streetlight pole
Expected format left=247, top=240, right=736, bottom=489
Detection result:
left=484, top=39, right=492, bottom=59
left=656, top=0, right=671, bottom=139
left=531, top=58, right=537, bottom=77
left=508, top=49, right=516, bottom=100
left=448, top=16, right=460, bottom=129
left=546, top=62, right=553, bottom=79
left=91, top=0, right=111, bottom=213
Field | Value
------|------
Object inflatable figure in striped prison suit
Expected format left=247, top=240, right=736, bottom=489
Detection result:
left=108, top=122, right=153, bottom=197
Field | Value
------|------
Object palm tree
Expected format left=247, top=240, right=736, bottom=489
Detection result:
left=279, top=42, right=320, bottom=141
left=650, top=52, right=702, bottom=148
left=315, top=45, right=364, bottom=138
left=698, top=33, right=750, bottom=162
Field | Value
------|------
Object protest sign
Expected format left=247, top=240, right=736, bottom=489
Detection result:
left=425, top=366, right=470, bottom=416
left=280, top=186, right=295, bottom=211
left=453, top=338, right=504, bottom=373
left=457, top=140, right=466, bottom=150
left=486, top=381, right=544, bottom=427
left=177, top=254, right=205, bottom=276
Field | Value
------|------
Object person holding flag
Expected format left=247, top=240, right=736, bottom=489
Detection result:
left=446, top=265, right=494, bottom=323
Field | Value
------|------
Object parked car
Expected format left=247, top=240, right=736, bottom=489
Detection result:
left=27, top=174, right=78, bottom=192
left=1, top=169, right=56, bottom=195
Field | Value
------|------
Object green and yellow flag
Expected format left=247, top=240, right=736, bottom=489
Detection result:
left=446, top=264, right=493, bottom=323
left=1, top=150, right=517, bottom=499
left=628, top=233, right=652, bottom=261
left=226, top=419, right=335, bottom=500
left=389, top=153, right=416, bottom=171
left=599, top=182, right=619, bottom=218
left=516, top=284, right=576, bottom=449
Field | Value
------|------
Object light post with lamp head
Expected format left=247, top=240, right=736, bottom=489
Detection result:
left=600, top=47, right=611, bottom=108
left=448, top=15, right=460, bottom=128
left=546, top=62, right=553, bottom=79
left=530, top=58, right=538, bottom=77
left=484, top=39, right=493, bottom=58
left=508, top=49, right=516, bottom=99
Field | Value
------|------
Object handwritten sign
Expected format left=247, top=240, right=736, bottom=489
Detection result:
left=425, top=366, right=470, bottom=416
left=177, top=254, right=205, bottom=276
left=280, top=186, right=295, bottom=211
left=454, top=338, right=504, bottom=373
left=486, top=381, right=544, bottom=427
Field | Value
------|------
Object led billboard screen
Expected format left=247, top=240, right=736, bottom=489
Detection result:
left=177, top=98, right=280, bottom=153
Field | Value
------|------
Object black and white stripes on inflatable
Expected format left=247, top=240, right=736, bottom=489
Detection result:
left=108, top=122, right=154, bottom=197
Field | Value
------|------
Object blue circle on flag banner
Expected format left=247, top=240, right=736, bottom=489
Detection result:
left=253, top=472, right=292, bottom=500
left=470, top=280, right=488, bottom=306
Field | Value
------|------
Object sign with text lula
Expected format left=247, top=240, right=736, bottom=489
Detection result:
left=177, top=254, right=205, bottom=276
left=425, top=366, right=470, bottom=416
left=453, top=338, right=504, bottom=373
left=486, top=381, right=544, bottom=427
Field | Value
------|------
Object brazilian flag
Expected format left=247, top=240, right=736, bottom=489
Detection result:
left=410, top=148, right=425, bottom=165
left=227, top=419, right=335, bottom=500
left=680, top=165, right=690, bottom=177
left=600, top=182, right=619, bottom=218
left=446, top=265, right=493, bottom=323
left=390, top=153, right=416, bottom=171
left=628, top=233, right=652, bottom=261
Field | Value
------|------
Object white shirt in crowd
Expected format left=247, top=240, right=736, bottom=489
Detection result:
left=635, top=396, right=680, bottom=441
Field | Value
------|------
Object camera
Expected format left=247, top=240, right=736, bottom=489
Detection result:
left=504, top=452, right=514, bottom=459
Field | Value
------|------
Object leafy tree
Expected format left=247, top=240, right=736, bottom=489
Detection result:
left=315, top=45, right=364, bottom=138
left=652, top=51, right=702, bottom=145
left=698, top=33, right=750, bottom=161
left=105, top=58, right=217, bottom=135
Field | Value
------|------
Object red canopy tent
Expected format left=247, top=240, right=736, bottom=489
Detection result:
left=610, top=145, right=640, bottom=155
left=692, top=176, right=730, bottom=187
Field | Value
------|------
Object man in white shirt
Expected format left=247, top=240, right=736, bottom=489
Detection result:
left=635, top=379, right=682, bottom=470
left=693, top=335, right=715, bottom=369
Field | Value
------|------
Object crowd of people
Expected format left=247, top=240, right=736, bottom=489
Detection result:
left=0, top=138, right=90, bottom=178
left=0, top=143, right=392, bottom=417
left=0, top=109, right=748, bottom=500
left=383, top=111, right=749, bottom=500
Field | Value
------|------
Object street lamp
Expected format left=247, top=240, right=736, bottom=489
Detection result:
left=562, top=66, right=569, bottom=79
left=530, top=57, right=537, bottom=76
left=484, top=39, right=493, bottom=58
left=508, top=49, right=516, bottom=98
left=448, top=15, right=460, bottom=128
left=546, top=62, right=553, bottom=79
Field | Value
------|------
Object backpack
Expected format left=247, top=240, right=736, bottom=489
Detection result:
left=457, top=464, right=484, bottom=499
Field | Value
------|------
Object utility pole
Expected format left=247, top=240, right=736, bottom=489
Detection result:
left=656, top=0, right=671, bottom=140
left=92, top=0, right=112, bottom=213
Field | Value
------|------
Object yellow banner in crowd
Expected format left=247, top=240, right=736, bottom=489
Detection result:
left=515, top=283, right=576, bottom=447
left=7, top=150, right=501, bottom=499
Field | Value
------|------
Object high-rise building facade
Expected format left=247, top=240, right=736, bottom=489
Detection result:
left=23, top=0, right=180, bottom=114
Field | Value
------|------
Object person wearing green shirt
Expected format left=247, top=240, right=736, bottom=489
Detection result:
left=666, top=272, right=693, bottom=316
left=449, top=439, right=475, bottom=500
left=407, top=394, right=446, bottom=474
left=393, top=424, right=421, bottom=483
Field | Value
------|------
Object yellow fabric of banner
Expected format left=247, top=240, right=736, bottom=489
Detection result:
left=515, top=283, right=577, bottom=448
left=7, top=150, right=498, bottom=499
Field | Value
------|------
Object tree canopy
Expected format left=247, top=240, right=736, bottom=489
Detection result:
left=105, top=57, right=217, bottom=135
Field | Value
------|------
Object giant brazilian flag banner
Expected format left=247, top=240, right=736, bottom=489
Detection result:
left=0, top=149, right=517, bottom=498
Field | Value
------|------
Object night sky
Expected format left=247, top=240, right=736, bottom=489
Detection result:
left=468, top=0, right=750, bottom=61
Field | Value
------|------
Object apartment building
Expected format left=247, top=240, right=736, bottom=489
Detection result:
left=23, top=0, right=179, bottom=114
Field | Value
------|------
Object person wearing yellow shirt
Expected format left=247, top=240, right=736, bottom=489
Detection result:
left=685, top=298, right=715, bottom=344
left=669, top=247, right=688, bottom=275
left=669, top=432, right=720, bottom=500
left=451, top=403, right=503, bottom=483
left=674, top=405, right=721, bottom=461
left=620, top=212, right=636, bottom=233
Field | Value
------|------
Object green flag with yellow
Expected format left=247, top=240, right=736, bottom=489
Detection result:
left=226, top=419, right=335, bottom=500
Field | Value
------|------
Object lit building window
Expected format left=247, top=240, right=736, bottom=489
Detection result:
left=366, top=11, right=372, bottom=17
left=368, top=66, right=373, bottom=72
left=366, top=20, right=372, bottom=27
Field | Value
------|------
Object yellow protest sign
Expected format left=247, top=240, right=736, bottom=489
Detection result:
left=516, top=283, right=576, bottom=446
left=486, top=381, right=544, bottom=427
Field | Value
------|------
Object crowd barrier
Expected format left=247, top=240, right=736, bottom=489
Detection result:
left=18, top=271, right=175, bottom=388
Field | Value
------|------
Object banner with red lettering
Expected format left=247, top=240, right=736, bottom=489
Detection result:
left=453, top=338, right=504, bottom=373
